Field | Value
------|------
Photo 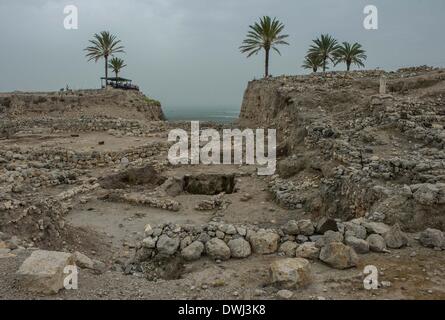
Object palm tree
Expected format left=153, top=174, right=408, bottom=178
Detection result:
left=240, top=16, right=289, bottom=78
left=84, top=31, right=125, bottom=85
left=308, top=34, right=339, bottom=72
left=335, top=42, right=367, bottom=71
left=108, top=57, right=127, bottom=78
left=302, top=53, right=325, bottom=73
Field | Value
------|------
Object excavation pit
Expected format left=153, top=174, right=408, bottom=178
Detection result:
left=99, top=165, right=166, bottom=190
left=182, top=173, right=236, bottom=195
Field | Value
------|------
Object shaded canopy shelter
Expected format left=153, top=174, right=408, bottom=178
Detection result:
left=101, top=77, right=139, bottom=91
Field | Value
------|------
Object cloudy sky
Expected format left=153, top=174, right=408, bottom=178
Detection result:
left=0, top=0, right=444, bottom=110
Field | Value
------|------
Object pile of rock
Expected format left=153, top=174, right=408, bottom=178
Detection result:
left=0, top=141, right=169, bottom=171
left=104, top=191, right=181, bottom=212
left=195, top=193, right=229, bottom=211
left=133, top=218, right=444, bottom=273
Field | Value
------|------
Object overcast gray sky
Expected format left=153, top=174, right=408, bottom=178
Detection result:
left=0, top=0, right=444, bottom=109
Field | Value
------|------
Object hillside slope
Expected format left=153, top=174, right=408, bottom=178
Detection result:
left=240, top=67, right=445, bottom=231
left=0, top=88, right=164, bottom=121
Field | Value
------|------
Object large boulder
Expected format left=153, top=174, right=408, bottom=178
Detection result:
left=367, top=234, right=387, bottom=252
left=419, top=228, right=444, bottom=249
left=413, top=184, right=439, bottom=206
left=278, top=241, right=298, bottom=257
left=73, top=251, right=94, bottom=269
left=345, top=236, right=370, bottom=254
left=363, top=221, right=390, bottom=235
left=319, top=242, right=359, bottom=269
left=269, top=258, right=312, bottom=289
left=181, top=241, right=204, bottom=261
left=383, top=224, right=408, bottom=249
left=228, top=238, right=251, bottom=258
left=296, top=219, right=315, bottom=236
left=315, top=231, right=344, bottom=248
left=283, top=220, right=299, bottom=235
left=283, top=219, right=314, bottom=236
left=344, top=222, right=367, bottom=240
left=205, top=238, right=231, bottom=260
left=249, top=230, right=280, bottom=254
left=295, top=242, right=320, bottom=260
left=156, top=235, right=180, bottom=256
left=16, top=250, right=74, bottom=295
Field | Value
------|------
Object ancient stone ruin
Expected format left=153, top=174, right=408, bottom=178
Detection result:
left=1, top=68, right=444, bottom=300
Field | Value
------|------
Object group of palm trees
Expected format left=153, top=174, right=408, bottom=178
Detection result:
left=302, top=34, right=367, bottom=73
left=240, top=16, right=367, bottom=77
left=84, top=31, right=127, bottom=81
left=85, top=16, right=367, bottom=85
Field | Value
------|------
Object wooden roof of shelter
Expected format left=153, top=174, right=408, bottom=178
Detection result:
left=101, top=77, right=132, bottom=82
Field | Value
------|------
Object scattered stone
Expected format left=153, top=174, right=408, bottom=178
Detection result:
left=316, top=231, right=344, bottom=248
left=277, top=289, right=294, bottom=299
left=295, top=242, right=320, bottom=260
left=344, top=222, right=367, bottom=240
left=278, top=241, right=298, bottom=257
left=144, top=224, right=153, bottom=236
left=419, top=228, right=444, bottom=249
left=269, top=258, right=312, bottom=289
left=17, top=250, right=74, bottom=295
left=345, top=236, right=370, bottom=254
left=181, top=241, right=204, bottom=261
left=156, top=235, right=180, bottom=256
left=227, top=238, right=251, bottom=258
left=319, top=242, right=359, bottom=269
left=91, top=260, right=106, bottom=274
left=363, top=221, right=391, bottom=235
left=283, top=220, right=299, bottom=235
left=142, top=237, right=157, bottom=249
left=296, top=219, right=315, bottom=236
left=249, top=230, right=280, bottom=254
left=296, top=235, right=309, bottom=243
left=367, top=234, right=387, bottom=253
left=205, top=238, right=231, bottom=260
left=413, top=184, right=439, bottom=205
left=383, top=224, right=408, bottom=249
left=73, top=251, right=95, bottom=269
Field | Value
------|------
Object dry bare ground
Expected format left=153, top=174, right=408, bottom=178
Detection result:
left=0, top=68, right=444, bottom=300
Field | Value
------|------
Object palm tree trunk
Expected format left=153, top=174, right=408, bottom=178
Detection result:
left=105, top=55, right=108, bottom=87
left=347, top=62, right=351, bottom=72
left=323, top=57, right=326, bottom=72
left=264, top=48, right=270, bottom=78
